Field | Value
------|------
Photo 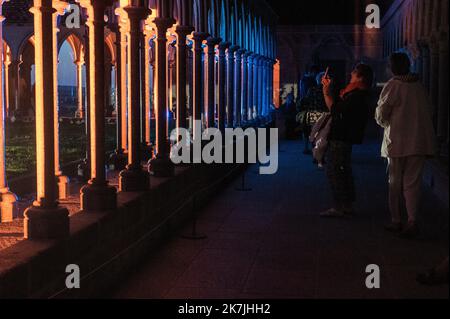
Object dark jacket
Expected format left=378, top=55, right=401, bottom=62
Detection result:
left=330, top=89, right=370, bottom=145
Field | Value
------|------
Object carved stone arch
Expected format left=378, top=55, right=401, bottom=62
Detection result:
left=59, top=32, right=84, bottom=64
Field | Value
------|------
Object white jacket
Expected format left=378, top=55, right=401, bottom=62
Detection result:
left=375, top=74, right=436, bottom=158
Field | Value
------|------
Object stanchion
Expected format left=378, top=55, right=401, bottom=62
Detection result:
left=181, top=196, right=207, bottom=240
left=235, top=169, right=252, bottom=192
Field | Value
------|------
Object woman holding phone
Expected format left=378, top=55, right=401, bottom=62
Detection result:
left=320, top=64, right=373, bottom=217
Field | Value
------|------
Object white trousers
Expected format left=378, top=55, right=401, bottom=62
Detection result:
left=388, top=156, right=426, bottom=224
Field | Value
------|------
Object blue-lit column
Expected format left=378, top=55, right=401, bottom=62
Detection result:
left=247, top=53, right=255, bottom=122
left=206, top=37, right=221, bottom=128
left=217, top=42, right=229, bottom=133
left=234, top=49, right=245, bottom=127
left=227, top=45, right=239, bottom=127
left=192, top=32, right=208, bottom=141
left=252, top=54, right=259, bottom=121
left=241, top=52, right=251, bottom=124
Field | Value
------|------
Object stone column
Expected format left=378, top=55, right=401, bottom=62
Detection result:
left=252, top=55, right=260, bottom=120
left=175, top=26, right=194, bottom=139
left=24, top=0, right=69, bottom=239
left=143, top=26, right=153, bottom=147
left=120, top=27, right=128, bottom=153
left=109, top=26, right=127, bottom=171
left=3, top=58, right=10, bottom=118
left=429, top=42, right=440, bottom=128
left=75, top=59, right=85, bottom=118
left=247, top=53, right=254, bottom=122
left=241, top=52, right=250, bottom=124
left=206, top=37, right=221, bottom=128
left=53, top=1, right=70, bottom=200
left=217, top=42, right=229, bottom=133
left=78, top=0, right=117, bottom=211
left=119, top=5, right=151, bottom=192
left=234, top=49, right=245, bottom=127
left=192, top=32, right=208, bottom=141
left=8, top=60, right=19, bottom=116
left=421, top=44, right=430, bottom=92
left=0, top=0, right=18, bottom=223
left=437, top=37, right=449, bottom=156
left=148, top=17, right=175, bottom=177
left=226, top=45, right=239, bottom=127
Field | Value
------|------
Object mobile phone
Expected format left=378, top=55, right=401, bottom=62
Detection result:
left=324, top=67, right=330, bottom=79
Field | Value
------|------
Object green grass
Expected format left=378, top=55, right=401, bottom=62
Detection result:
left=5, top=121, right=116, bottom=179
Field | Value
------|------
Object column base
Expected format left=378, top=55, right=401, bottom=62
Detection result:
left=57, top=174, right=70, bottom=200
left=0, top=188, right=19, bottom=223
left=77, top=159, right=90, bottom=182
left=119, top=167, right=150, bottom=192
left=24, top=205, right=70, bottom=240
left=80, top=182, right=117, bottom=212
left=148, top=155, right=175, bottom=178
left=141, top=143, right=154, bottom=162
left=109, top=150, right=128, bottom=171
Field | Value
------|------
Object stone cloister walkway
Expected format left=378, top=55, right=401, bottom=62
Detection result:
left=113, top=137, right=449, bottom=299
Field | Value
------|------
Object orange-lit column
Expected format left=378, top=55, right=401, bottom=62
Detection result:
left=206, top=37, right=221, bottom=128
left=119, top=4, right=151, bottom=192
left=3, top=56, right=11, bottom=118
left=0, top=0, right=18, bottom=223
left=217, top=42, right=229, bottom=133
left=108, top=26, right=127, bottom=171
left=175, top=26, right=194, bottom=137
left=148, top=16, right=175, bottom=177
left=115, top=8, right=129, bottom=154
left=8, top=60, right=19, bottom=116
left=78, top=0, right=117, bottom=211
left=75, top=59, right=84, bottom=118
left=53, top=1, right=70, bottom=200
left=24, top=0, right=69, bottom=239
left=143, top=23, right=154, bottom=147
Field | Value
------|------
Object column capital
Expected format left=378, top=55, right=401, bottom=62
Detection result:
left=122, top=5, right=151, bottom=22
left=218, top=41, right=231, bottom=51
left=152, top=16, right=175, bottom=34
left=206, top=36, right=222, bottom=47
left=235, top=48, right=246, bottom=57
left=228, top=45, right=240, bottom=54
left=175, top=25, right=195, bottom=37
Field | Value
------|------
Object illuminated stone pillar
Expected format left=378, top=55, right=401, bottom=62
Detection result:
left=109, top=26, right=127, bottom=171
left=0, top=0, right=18, bottom=223
left=226, top=45, right=239, bottom=127
left=149, top=17, right=175, bottom=177
left=143, top=25, right=154, bottom=147
left=192, top=32, right=208, bottom=141
left=252, top=55, right=260, bottom=120
left=24, top=0, right=69, bottom=239
left=241, top=52, right=251, bottom=124
left=3, top=57, right=10, bottom=118
left=120, top=26, right=128, bottom=152
left=234, top=49, right=245, bottom=127
left=247, top=53, right=254, bottom=122
left=175, top=26, right=194, bottom=138
left=75, top=59, right=85, bottom=118
left=206, top=37, right=221, bottom=128
left=78, top=0, right=117, bottom=211
left=429, top=42, right=439, bottom=128
left=437, top=37, right=449, bottom=156
left=119, top=4, right=151, bottom=192
left=217, top=42, right=229, bottom=133
left=53, top=1, right=70, bottom=200
left=8, top=60, right=19, bottom=116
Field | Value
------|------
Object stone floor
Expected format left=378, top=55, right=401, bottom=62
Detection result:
left=112, top=138, right=449, bottom=299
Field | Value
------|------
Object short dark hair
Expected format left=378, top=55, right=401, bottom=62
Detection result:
left=389, top=52, right=411, bottom=76
left=354, top=63, right=374, bottom=87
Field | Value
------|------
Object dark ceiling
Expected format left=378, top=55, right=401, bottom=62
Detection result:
left=267, top=0, right=395, bottom=25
